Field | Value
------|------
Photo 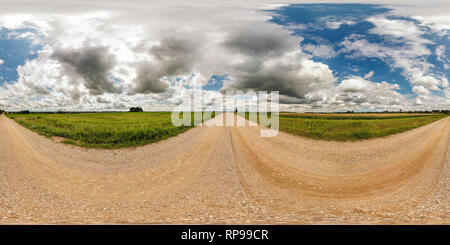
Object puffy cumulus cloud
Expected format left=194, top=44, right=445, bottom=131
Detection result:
left=410, top=75, right=442, bottom=90
left=338, top=78, right=372, bottom=93
left=332, top=76, right=412, bottom=110
left=367, top=16, right=423, bottom=40
left=0, top=47, right=61, bottom=107
left=0, top=59, right=3, bottom=65
left=412, top=85, right=430, bottom=95
left=130, top=36, right=201, bottom=94
left=276, top=77, right=414, bottom=112
left=337, top=77, right=403, bottom=97
left=51, top=45, right=121, bottom=95
left=413, top=86, right=450, bottom=110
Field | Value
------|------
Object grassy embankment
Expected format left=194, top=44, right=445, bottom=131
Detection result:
left=246, top=112, right=448, bottom=141
left=6, top=112, right=215, bottom=148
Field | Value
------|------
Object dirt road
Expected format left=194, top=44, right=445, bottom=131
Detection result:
left=0, top=113, right=448, bottom=224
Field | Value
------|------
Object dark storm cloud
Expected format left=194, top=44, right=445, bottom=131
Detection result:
left=278, top=94, right=325, bottom=104
left=57, top=87, right=82, bottom=102
left=279, top=95, right=307, bottom=104
left=220, top=24, right=335, bottom=99
left=222, top=57, right=335, bottom=99
left=131, top=62, right=170, bottom=94
left=223, top=24, right=297, bottom=58
left=149, top=37, right=199, bottom=74
left=96, top=96, right=111, bottom=104
left=226, top=65, right=309, bottom=98
left=131, top=37, right=200, bottom=94
left=51, top=45, right=121, bottom=95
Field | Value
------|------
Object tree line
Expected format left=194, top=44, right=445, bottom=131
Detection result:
left=0, top=108, right=145, bottom=114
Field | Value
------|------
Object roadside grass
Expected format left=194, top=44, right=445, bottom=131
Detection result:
left=6, top=111, right=447, bottom=147
left=6, top=112, right=215, bottom=149
left=246, top=112, right=448, bottom=141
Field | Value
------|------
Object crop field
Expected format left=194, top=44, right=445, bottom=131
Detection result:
left=5, top=112, right=447, bottom=148
left=248, top=112, right=448, bottom=141
left=6, top=112, right=215, bottom=148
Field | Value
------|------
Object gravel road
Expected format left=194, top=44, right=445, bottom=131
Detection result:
left=0, top=113, right=448, bottom=224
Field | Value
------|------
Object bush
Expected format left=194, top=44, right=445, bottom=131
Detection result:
left=129, top=107, right=143, bottom=112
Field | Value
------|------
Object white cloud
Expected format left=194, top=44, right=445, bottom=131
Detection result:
left=340, top=16, right=447, bottom=96
left=338, top=77, right=370, bottom=92
left=436, top=45, right=446, bottom=61
left=412, top=85, right=430, bottom=95
left=326, top=20, right=355, bottom=30
left=363, top=71, right=374, bottom=79
left=413, top=15, right=450, bottom=35
left=411, top=75, right=441, bottom=90
left=0, top=59, right=3, bottom=66
left=367, top=16, right=423, bottom=40
left=435, top=45, right=449, bottom=69
left=319, top=76, right=413, bottom=112
left=302, top=44, right=337, bottom=58
left=442, top=77, right=449, bottom=88
left=415, top=97, right=424, bottom=105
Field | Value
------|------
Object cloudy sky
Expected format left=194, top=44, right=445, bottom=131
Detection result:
left=0, top=0, right=449, bottom=112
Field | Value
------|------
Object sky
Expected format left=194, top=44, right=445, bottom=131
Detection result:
left=0, top=0, right=449, bottom=112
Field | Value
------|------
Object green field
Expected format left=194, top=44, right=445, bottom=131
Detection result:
left=248, top=112, right=447, bottom=141
left=6, top=112, right=214, bottom=149
left=5, top=112, right=447, bottom=148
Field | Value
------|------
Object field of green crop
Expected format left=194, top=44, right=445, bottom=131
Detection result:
left=6, top=112, right=214, bottom=148
left=5, top=112, right=447, bottom=148
left=248, top=112, right=448, bottom=141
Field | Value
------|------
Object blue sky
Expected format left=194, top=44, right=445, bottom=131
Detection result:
left=201, top=3, right=449, bottom=101
left=0, top=27, right=42, bottom=84
left=267, top=4, right=449, bottom=96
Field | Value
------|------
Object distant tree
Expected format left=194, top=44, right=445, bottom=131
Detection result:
left=129, top=107, right=143, bottom=112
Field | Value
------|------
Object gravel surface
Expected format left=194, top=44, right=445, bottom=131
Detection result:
left=0, top=113, right=448, bottom=224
